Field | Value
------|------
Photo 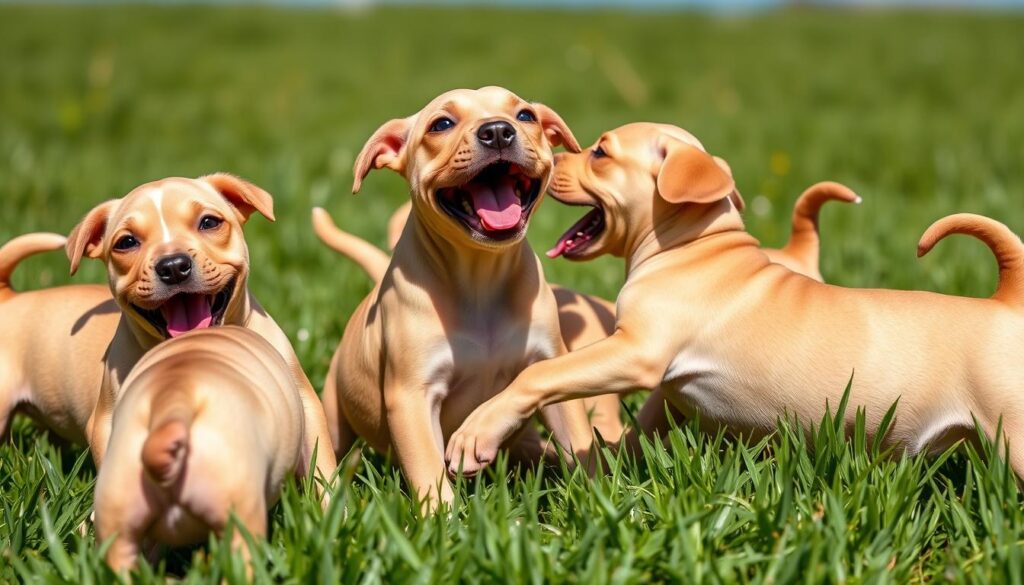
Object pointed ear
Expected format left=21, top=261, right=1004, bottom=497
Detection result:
left=353, top=117, right=413, bottom=194
left=201, top=173, right=275, bottom=223
left=533, top=103, right=581, bottom=153
left=713, top=155, right=745, bottom=211
left=67, top=199, right=118, bottom=275
left=656, top=140, right=736, bottom=205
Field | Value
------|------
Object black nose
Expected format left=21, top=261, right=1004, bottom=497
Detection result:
left=477, top=121, right=516, bottom=150
left=155, top=254, right=193, bottom=285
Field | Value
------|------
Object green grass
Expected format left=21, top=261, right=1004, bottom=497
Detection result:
left=2, top=4, right=1024, bottom=582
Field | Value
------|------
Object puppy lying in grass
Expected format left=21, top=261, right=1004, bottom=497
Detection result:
left=445, top=122, right=1024, bottom=478
left=94, top=326, right=305, bottom=572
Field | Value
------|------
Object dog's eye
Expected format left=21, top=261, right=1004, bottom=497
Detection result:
left=516, top=109, right=537, bottom=123
left=113, top=235, right=139, bottom=251
left=429, top=117, right=455, bottom=133
left=592, top=146, right=608, bottom=159
left=198, top=215, right=224, bottom=231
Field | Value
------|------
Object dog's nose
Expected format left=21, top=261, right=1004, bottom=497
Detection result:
left=155, top=254, right=193, bottom=285
left=477, top=121, right=516, bottom=150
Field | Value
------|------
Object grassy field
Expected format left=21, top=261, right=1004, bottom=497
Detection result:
left=2, top=4, right=1024, bottom=582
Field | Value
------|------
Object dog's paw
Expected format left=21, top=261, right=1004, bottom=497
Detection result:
left=445, top=428, right=497, bottom=477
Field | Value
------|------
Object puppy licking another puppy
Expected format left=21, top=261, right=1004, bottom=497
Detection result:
left=445, top=122, right=1024, bottom=479
left=313, top=132, right=858, bottom=446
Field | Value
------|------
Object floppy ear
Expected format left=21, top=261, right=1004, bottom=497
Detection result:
left=67, top=199, right=118, bottom=275
left=713, top=155, right=745, bottom=212
left=656, top=140, right=736, bottom=205
left=533, top=103, right=581, bottom=153
left=201, top=173, right=275, bottom=223
left=352, top=117, right=413, bottom=194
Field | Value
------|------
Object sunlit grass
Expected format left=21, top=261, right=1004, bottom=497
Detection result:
left=2, top=4, right=1024, bottom=582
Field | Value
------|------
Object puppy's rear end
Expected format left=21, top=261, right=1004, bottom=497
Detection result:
left=94, top=327, right=304, bottom=572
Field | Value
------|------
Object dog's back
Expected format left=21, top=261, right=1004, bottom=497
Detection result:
left=94, top=326, right=304, bottom=569
left=0, top=232, right=117, bottom=442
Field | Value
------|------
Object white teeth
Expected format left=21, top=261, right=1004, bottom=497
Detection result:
left=576, top=231, right=584, bottom=237
left=566, top=239, right=574, bottom=246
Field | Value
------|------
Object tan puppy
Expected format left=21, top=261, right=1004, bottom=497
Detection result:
left=319, top=87, right=596, bottom=508
left=312, top=205, right=622, bottom=440
left=311, top=174, right=855, bottom=441
left=64, top=174, right=335, bottom=484
left=0, top=234, right=117, bottom=442
left=94, top=326, right=304, bottom=571
left=542, top=156, right=859, bottom=439
left=445, top=122, right=1024, bottom=478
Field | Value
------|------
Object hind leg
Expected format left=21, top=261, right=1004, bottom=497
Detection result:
left=584, top=395, right=624, bottom=443
left=0, top=364, right=26, bottom=439
left=94, top=448, right=157, bottom=572
left=620, top=387, right=685, bottom=456
left=226, top=495, right=268, bottom=571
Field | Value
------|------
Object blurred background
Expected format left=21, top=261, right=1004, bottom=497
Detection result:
left=1, top=0, right=1023, bottom=384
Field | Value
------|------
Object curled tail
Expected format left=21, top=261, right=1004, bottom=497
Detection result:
left=917, top=213, right=1024, bottom=306
left=141, top=390, right=195, bottom=488
left=311, top=207, right=390, bottom=284
left=0, top=233, right=68, bottom=302
left=781, top=181, right=861, bottom=270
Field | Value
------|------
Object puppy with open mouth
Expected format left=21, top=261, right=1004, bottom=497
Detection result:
left=64, top=174, right=336, bottom=485
left=312, top=203, right=624, bottom=441
left=544, top=127, right=861, bottom=444
left=445, top=122, right=1024, bottom=478
left=319, top=87, right=596, bottom=510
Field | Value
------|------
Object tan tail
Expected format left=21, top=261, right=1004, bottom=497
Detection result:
left=0, top=232, right=68, bottom=302
left=917, top=213, right=1024, bottom=306
left=141, top=390, right=195, bottom=488
left=781, top=181, right=861, bottom=271
left=311, top=207, right=390, bottom=284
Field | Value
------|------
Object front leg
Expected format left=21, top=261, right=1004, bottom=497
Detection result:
left=445, top=331, right=667, bottom=475
left=534, top=338, right=597, bottom=470
left=290, top=360, right=339, bottom=503
left=385, top=382, right=453, bottom=514
left=88, top=370, right=118, bottom=467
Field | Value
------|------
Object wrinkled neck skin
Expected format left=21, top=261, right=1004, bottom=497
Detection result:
left=625, top=198, right=748, bottom=275
left=406, top=206, right=538, bottom=306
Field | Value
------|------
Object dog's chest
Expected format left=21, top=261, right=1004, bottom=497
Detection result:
left=430, top=317, right=555, bottom=412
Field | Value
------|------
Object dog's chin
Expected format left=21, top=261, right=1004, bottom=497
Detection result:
left=546, top=197, right=608, bottom=260
left=435, top=162, right=542, bottom=245
left=129, top=276, right=237, bottom=340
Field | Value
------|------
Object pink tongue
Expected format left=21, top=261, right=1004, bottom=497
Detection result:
left=161, top=294, right=213, bottom=338
left=467, top=179, right=522, bottom=231
left=546, top=239, right=570, bottom=259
